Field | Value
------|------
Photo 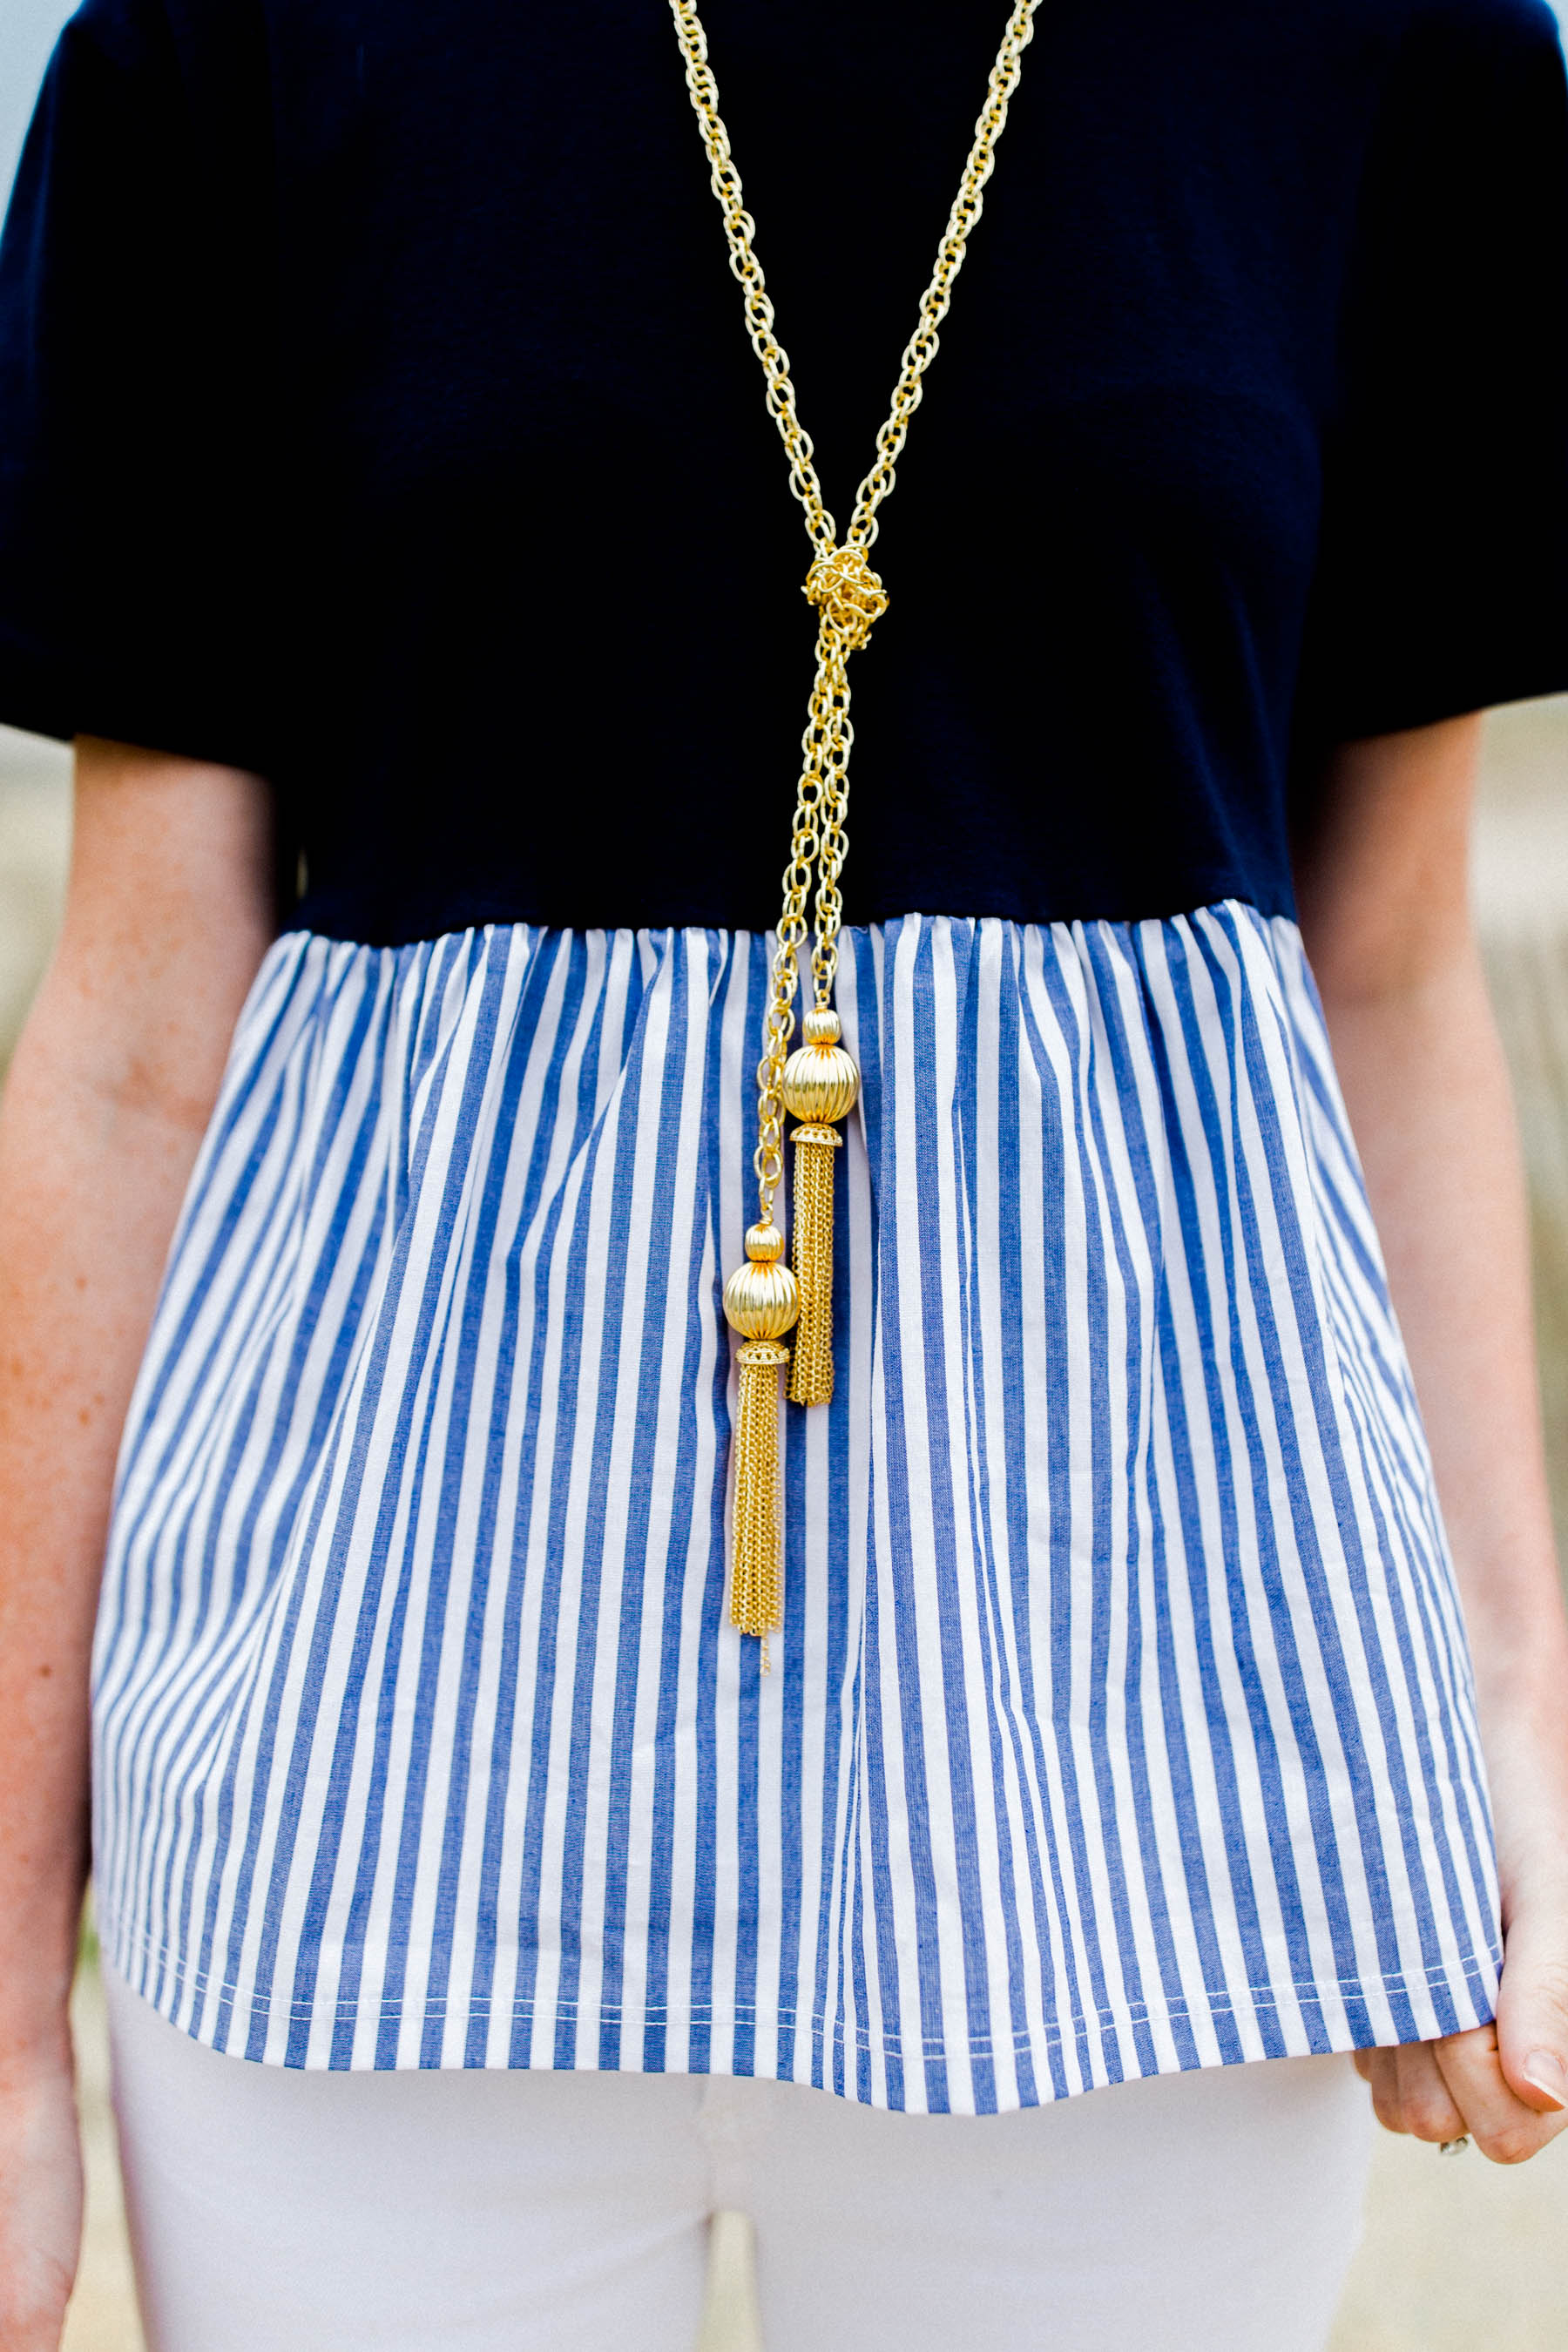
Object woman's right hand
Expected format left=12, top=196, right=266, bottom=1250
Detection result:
left=0, top=2049, right=83, bottom=2350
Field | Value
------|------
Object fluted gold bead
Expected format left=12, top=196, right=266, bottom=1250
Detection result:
left=803, top=1006, right=843, bottom=1046
left=781, top=1037, right=861, bottom=1125
left=723, top=1225, right=800, bottom=1340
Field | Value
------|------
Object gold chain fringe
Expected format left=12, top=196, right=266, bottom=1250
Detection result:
left=677, top=0, right=1040, bottom=1663
left=731, top=1339, right=790, bottom=1672
left=786, top=1127, right=841, bottom=1407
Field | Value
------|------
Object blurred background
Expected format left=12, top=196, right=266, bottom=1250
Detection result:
left=2, top=0, right=74, bottom=197
left=5, top=3, right=1568, bottom=2348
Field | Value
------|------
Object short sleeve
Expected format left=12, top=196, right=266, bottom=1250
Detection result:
left=0, top=0, right=275, bottom=766
left=1296, top=0, right=1568, bottom=747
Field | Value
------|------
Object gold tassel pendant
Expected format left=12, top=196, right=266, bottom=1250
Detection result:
left=722, top=1221, right=798, bottom=1669
left=731, top=1340, right=791, bottom=1669
left=785, top=1126, right=840, bottom=1405
left=780, top=1008, right=860, bottom=1409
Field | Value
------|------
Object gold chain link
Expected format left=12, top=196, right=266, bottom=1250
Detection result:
left=670, top=0, right=1038, bottom=1219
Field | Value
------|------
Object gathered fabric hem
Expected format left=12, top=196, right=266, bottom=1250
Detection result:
left=98, top=1902, right=1500, bottom=2116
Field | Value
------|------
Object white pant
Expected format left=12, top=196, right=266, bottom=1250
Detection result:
left=106, top=1969, right=1373, bottom=2352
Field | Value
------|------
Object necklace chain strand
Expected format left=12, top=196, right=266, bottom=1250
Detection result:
left=671, top=0, right=1040, bottom=557
left=677, top=0, right=1038, bottom=1657
left=670, top=0, right=1039, bottom=1221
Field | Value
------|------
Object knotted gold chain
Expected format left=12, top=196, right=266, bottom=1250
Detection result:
left=672, top=0, right=1039, bottom=1664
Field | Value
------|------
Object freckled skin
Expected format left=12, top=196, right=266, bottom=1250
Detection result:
left=0, top=740, right=274, bottom=2349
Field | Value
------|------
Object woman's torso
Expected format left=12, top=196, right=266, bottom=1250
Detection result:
left=4, top=0, right=1563, bottom=2106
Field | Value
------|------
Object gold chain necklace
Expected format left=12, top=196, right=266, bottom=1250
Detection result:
left=670, top=0, right=1039, bottom=1666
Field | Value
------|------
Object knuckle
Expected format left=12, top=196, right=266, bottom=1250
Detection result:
left=1477, top=2123, right=1541, bottom=2167
left=1370, top=2085, right=1406, bottom=2134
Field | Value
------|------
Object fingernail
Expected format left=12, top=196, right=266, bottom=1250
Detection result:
left=1522, top=2050, right=1568, bottom=2110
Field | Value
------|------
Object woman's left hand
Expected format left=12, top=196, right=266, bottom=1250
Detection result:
left=1301, top=715, right=1568, bottom=2169
left=1355, top=1883, right=1568, bottom=2163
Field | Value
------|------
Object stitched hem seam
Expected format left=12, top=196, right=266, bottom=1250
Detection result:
left=99, top=1904, right=1501, bottom=2075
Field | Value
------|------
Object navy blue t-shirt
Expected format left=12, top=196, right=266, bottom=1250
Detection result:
left=1, top=0, right=1566, bottom=943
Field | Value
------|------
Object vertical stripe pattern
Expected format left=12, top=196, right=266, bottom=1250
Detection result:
left=92, top=905, right=1500, bottom=2111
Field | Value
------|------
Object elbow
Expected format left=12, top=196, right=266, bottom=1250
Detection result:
left=4, top=950, right=241, bottom=1152
left=1305, top=909, right=1484, bottom=1017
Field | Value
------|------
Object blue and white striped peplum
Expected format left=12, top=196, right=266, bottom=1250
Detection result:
left=91, top=904, right=1500, bottom=2112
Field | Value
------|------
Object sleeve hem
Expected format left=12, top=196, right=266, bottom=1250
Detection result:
left=0, top=617, right=273, bottom=774
left=1316, top=654, right=1568, bottom=747
left=0, top=618, right=74, bottom=744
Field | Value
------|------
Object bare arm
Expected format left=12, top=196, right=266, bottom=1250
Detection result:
left=1296, top=713, right=1568, bottom=2164
left=0, top=740, right=272, bottom=2344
